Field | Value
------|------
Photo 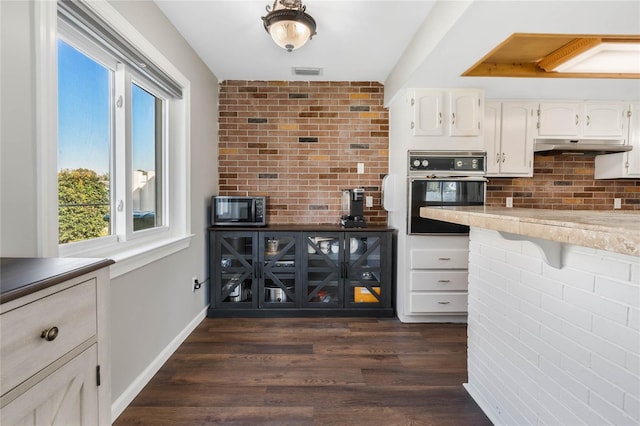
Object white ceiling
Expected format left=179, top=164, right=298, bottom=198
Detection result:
left=153, top=0, right=436, bottom=82
left=153, top=0, right=640, bottom=103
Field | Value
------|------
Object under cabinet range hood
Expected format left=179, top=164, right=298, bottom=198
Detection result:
left=533, top=139, right=632, bottom=155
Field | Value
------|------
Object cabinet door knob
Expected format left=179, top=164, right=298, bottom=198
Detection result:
left=41, top=326, right=59, bottom=342
left=437, top=301, right=450, bottom=305
left=451, top=112, right=456, bottom=125
left=438, top=257, right=451, bottom=261
left=437, top=280, right=451, bottom=283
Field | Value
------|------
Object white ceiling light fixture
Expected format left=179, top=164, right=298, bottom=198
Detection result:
left=262, top=0, right=317, bottom=52
left=553, top=42, right=640, bottom=74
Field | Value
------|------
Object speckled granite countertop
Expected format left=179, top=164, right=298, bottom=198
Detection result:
left=420, top=206, right=640, bottom=257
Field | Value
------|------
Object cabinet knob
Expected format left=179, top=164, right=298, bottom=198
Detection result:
left=451, top=112, right=456, bottom=125
left=437, top=301, right=451, bottom=305
left=437, top=280, right=451, bottom=283
left=586, top=115, right=591, bottom=126
left=438, top=257, right=451, bottom=261
left=41, top=326, right=59, bottom=342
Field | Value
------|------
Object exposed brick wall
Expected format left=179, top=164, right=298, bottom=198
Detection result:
left=218, top=80, right=389, bottom=225
left=486, top=154, right=640, bottom=210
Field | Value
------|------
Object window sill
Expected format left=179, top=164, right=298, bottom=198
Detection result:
left=106, top=234, right=194, bottom=279
left=61, top=234, right=193, bottom=279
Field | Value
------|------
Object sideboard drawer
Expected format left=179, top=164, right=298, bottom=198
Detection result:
left=409, top=292, right=468, bottom=313
left=1, top=278, right=97, bottom=395
left=410, top=249, right=469, bottom=269
left=410, top=270, right=468, bottom=291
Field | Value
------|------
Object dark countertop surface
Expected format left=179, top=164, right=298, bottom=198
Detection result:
left=1, top=257, right=115, bottom=304
left=208, top=224, right=395, bottom=232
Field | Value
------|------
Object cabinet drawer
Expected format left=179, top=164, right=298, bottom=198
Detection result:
left=410, top=249, right=468, bottom=269
left=1, top=279, right=97, bottom=395
left=409, top=292, right=468, bottom=313
left=410, top=271, right=468, bottom=291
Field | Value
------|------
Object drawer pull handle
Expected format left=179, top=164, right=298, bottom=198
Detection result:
left=438, top=257, right=451, bottom=261
left=438, top=301, right=450, bottom=305
left=437, top=280, right=451, bottom=283
left=41, top=326, right=59, bottom=342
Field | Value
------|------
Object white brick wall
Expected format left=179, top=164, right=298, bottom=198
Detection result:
left=466, top=228, right=640, bottom=426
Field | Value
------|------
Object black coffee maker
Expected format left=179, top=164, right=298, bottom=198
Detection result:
left=340, top=188, right=367, bottom=228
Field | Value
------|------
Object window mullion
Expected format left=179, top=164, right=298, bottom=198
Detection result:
left=113, top=64, right=131, bottom=240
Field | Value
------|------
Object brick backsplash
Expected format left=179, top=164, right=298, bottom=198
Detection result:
left=218, top=80, right=389, bottom=225
left=486, top=154, right=640, bottom=210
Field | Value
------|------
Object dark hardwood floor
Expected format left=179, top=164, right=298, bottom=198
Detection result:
left=114, top=317, right=492, bottom=425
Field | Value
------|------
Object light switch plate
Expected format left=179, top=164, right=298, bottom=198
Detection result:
left=614, top=198, right=622, bottom=209
left=357, top=163, right=364, bottom=174
left=365, top=195, right=373, bottom=208
left=506, top=197, right=513, bottom=208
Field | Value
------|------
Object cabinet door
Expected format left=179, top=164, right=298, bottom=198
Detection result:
left=484, top=101, right=501, bottom=175
left=213, top=232, right=258, bottom=308
left=345, top=233, right=387, bottom=308
left=1, top=345, right=99, bottom=426
left=500, top=102, right=534, bottom=176
left=260, top=232, right=299, bottom=307
left=302, top=233, right=343, bottom=307
left=411, top=90, right=444, bottom=136
left=583, top=102, right=626, bottom=138
left=627, top=103, right=640, bottom=176
left=449, top=90, right=481, bottom=136
left=538, top=102, right=580, bottom=137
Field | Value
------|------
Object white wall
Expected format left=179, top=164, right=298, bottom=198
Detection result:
left=466, top=228, right=639, bottom=425
left=1, top=1, right=39, bottom=256
left=386, top=0, right=640, bottom=104
left=0, top=0, right=219, bottom=420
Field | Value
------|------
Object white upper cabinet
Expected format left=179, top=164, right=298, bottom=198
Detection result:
left=411, top=90, right=444, bottom=136
left=485, top=101, right=535, bottom=177
left=595, top=103, right=639, bottom=179
left=538, top=101, right=626, bottom=139
left=410, top=89, right=482, bottom=137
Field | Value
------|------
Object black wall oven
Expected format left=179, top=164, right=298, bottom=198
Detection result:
left=408, top=151, right=486, bottom=235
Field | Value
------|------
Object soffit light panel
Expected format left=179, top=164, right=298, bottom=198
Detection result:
left=262, top=0, right=317, bottom=52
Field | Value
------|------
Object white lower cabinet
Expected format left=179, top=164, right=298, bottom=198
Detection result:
left=408, top=248, right=469, bottom=315
left=0, top=264, right=111, bottom=426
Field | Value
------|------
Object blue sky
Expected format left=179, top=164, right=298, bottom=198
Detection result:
left=58, top=39, right=156, bottom=176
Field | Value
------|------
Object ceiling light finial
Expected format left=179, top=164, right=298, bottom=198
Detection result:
left=262, top=0, right=317, bottom=52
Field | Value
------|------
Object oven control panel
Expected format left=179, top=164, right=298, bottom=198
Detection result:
left=408, top=151, right=486, bottom=175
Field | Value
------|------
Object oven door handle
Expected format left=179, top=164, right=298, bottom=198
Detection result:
left=409, top=176, right=487, bottom=182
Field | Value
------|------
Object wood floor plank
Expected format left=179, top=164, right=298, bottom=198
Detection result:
left=114, top=317, right=492, bottom=425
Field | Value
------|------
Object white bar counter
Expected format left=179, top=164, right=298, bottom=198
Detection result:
left=420, top=206, right=640, bottom=425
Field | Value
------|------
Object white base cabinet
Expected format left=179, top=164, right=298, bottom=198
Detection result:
left=407, top=246, right=469, bottom=316
left=0, top=261, right=111, bottom=426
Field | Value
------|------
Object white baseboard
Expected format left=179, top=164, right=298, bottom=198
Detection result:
left=110, top=307, right=207, bottom=422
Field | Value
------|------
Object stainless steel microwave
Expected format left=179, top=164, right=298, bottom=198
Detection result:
left=211, top=196, right=266, bottom=226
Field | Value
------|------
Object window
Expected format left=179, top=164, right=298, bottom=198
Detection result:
left=37, top=0, right=191, bottom=276
left=57, top=24, right=169, bottom=246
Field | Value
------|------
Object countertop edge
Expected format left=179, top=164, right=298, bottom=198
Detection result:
left=1, top=258, right=115, bottom=304
left=420, top=207, right=640, bottom=257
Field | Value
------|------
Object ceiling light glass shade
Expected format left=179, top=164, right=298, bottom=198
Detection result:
left=554, top=43, right=640, bottom=74
left=263, top=1, right=316, bottom=52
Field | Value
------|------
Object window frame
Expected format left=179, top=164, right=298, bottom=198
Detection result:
left=36, top=0, right=192, bottom=278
